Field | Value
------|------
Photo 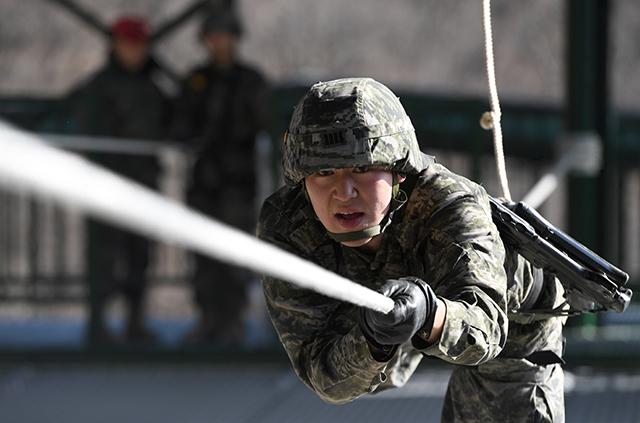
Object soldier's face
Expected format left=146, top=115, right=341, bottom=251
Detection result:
left=203, top=32, right=237, bottom=60
left=112, top=37, right=148, bottom=71
left=305, top=167, right=405, bottom=251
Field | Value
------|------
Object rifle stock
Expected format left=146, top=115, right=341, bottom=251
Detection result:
left=489, top=197, right=632, bottom=314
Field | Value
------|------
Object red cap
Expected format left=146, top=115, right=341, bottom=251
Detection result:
left=111, top=17, right=150, bottom=43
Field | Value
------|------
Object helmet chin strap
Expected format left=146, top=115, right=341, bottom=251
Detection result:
left=326, top=174, right=407, bottom=244
left=327, top=224, right=385, bottom=243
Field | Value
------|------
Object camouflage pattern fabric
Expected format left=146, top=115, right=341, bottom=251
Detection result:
left=284, top=77, right=429, bottom=184
left=258, top=162, right=565, bottom=422
left=443, top=359, right=564, bottom=422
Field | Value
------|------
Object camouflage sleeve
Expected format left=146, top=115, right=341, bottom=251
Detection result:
left=410, top=184, right=508, bottom=365
left=262, top=277, right=392, bottom=404
left=258, top=200, right=391, bottom=404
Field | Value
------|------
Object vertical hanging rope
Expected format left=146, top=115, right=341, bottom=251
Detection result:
left=481, top=0, right=512, bottom=201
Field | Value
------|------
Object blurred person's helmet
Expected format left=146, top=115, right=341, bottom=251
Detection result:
left=111, top=16, right=150, bottom=43
left=200, top=8, right=243, bottom=37
left=283, top=77, right=430, bottom=185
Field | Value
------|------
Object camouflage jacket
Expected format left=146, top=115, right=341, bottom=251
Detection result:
left=258, top=162, right=564, bottom=404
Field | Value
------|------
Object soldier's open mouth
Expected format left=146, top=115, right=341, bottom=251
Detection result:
left=335, top=212, right=364, bottom=219
left=335, top=212, right=364, bottom=228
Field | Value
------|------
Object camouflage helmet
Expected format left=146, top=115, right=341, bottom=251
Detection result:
left=283, top=77, right=430, bottom=184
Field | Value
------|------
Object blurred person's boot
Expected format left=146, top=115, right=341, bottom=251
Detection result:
left=182, top=313, right=218, bottom=344
left=182, top=313, right=245, bottom=346
left=216, top=319, right=245, bottom=346
left=124, top=304, right=157, bottom=343
left=124, top=321, right=158, bottom=343
left=86, top=318, right=119, bottom=346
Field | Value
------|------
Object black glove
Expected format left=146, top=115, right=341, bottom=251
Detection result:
left=360, top=277, right=438, bottom=348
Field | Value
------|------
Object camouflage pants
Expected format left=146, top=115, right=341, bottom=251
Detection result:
left=442, top=358, right=564, bottom=423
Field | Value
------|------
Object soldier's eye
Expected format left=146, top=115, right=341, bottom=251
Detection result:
left=353, top=165, right=370, bottom=173
left=316, top=169, right=334, bottom=177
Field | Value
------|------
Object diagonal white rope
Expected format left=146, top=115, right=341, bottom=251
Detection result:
left=0, top=121, right=394, bottom=314
left=482, top=0, right=512, bottom=201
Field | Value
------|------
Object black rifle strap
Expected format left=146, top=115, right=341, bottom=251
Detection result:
left=524, top=350, right=565, bottom=366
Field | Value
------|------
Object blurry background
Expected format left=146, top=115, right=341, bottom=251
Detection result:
left=0, top=0, right=639, bottom=422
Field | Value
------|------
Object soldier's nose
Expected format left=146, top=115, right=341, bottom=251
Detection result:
left=333, top=174, right=357, bottom=201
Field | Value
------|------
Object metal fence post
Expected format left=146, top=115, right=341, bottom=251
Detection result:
left=566, top=0, right=611, bottom=327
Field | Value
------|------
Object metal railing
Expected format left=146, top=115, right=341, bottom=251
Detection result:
left=0, top=135, right=191, bottom=305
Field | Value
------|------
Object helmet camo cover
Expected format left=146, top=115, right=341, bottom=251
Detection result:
left=283, top=77, right=429, bottom=184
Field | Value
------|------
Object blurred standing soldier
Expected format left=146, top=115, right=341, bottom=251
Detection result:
left=172, top=7, right=271, bottom=343
left=73, top=16, right=172, bottom=343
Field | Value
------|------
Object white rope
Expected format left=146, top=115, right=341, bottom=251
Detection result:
left=482, top=0, right=512, bottom=201
left=0, top=121, right=394, bottom=314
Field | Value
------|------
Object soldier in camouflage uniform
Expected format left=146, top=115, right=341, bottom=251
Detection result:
left=257, top=78, right=566, bottom=422
left=172, top=8, right=271, bottom=343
